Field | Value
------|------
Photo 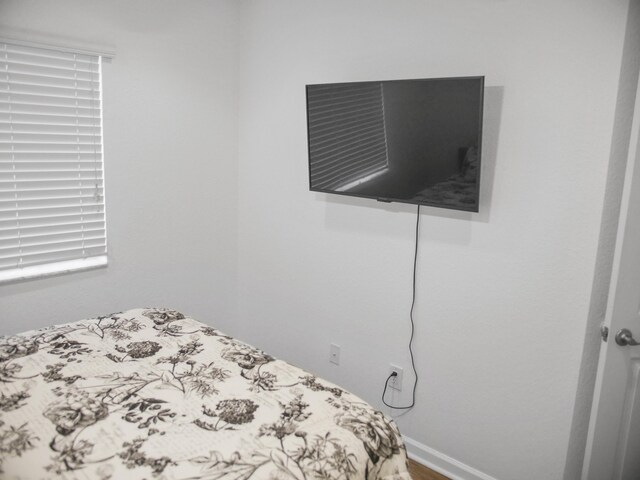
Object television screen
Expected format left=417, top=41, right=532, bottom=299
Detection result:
left=306, top=76, right=484, bottom=212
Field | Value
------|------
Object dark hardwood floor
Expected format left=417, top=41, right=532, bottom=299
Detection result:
left=408, top=459, right=450, bottom=480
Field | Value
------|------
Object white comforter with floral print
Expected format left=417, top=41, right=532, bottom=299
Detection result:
left=0, top=308, right=411, bottom=480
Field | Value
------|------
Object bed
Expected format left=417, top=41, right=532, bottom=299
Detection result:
left=0, top=308, right=411, bottom=480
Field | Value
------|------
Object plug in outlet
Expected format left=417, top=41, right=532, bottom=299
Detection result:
left=388, top=364, right=403, bottom=391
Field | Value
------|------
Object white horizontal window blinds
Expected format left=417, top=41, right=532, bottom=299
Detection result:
left=0, top=41, right=107, bottom=282
left=307, top=82, right=389, bottom=192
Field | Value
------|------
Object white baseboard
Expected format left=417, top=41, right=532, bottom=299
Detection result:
left=402, top=435, right=499, bottom=480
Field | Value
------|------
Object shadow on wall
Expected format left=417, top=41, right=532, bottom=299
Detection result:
left=319, top=85, right=504, bottom=244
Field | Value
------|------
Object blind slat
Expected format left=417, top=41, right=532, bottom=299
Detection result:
left=0, top=244, right=106, bottom=262
left=0, top=153, right=102, bottom=162
left=0, top=92, right=100, bottom=109
left=1, top=72, right=97, bottom=91
left=0, top=181, right=104, bottom=193
left=0, top=222, right=104, bottom=239
left=0, top=194, right=101, bottom=207
left=0, top=177, right=103, bottom=185
left=0, top=52, right=98, bottom=72
left=0, top=145, right=101, bottom=154
left=0, top=102, right=101, bottom=118
left=0, top=123, right=101, bottom=135
left=0, top=83, right=99, bottom=100
left=0, top=112, right=100, bottom=126
left=0, top=185, right=104, bottom=195
left=0, top=232, right=106, bottom=251
left=0, top=200, right=103, bottom=214
left=0, top=61, right=98, bottom=80
left=0, top=211, right=105, bottom=229
left=0, top=161, right=103, bottom=168
left=0, top=136, right=102, bottom=145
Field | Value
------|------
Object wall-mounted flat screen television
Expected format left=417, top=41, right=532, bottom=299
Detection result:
left=306, top=76, right=484, bottom=212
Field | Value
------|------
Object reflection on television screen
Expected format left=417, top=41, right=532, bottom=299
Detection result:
left=306, top=77, right=484, bottom=212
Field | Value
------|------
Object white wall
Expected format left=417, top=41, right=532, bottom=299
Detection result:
left=0, top=0, right=241, bottom=335
left=235, top=1, right=629, bottom=480
left=0, top=1, right=632, bottom=479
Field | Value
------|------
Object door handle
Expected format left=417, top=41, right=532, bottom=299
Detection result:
left=615, top=328, right=640, bottom=347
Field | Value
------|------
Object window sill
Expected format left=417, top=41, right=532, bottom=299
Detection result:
left=0, top=255, right=108, bottom=284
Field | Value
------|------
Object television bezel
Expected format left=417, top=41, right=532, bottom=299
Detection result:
left=305, top=75, right=485, bottom=212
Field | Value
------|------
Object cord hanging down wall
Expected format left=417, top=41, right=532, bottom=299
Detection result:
left=382, top=205, right=420, bottom=410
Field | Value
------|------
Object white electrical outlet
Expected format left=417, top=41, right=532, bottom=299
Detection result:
left=330, top=343, right=340, bottom=365
left=389, top=364, right=403, bottom=391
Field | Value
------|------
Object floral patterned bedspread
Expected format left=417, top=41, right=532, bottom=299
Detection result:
left=0, top=308, right=410, bottom=480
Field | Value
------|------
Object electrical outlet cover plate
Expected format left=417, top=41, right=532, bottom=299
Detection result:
left=389, top=364, right=403, bottom=391
left=330, top=343, right=340, bottom=365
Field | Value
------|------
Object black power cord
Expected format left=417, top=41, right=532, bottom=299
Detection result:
left=382, top=204, right=420, bottom=410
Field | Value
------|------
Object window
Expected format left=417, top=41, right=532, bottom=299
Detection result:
left=0, top=41, right=107, bottom=282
